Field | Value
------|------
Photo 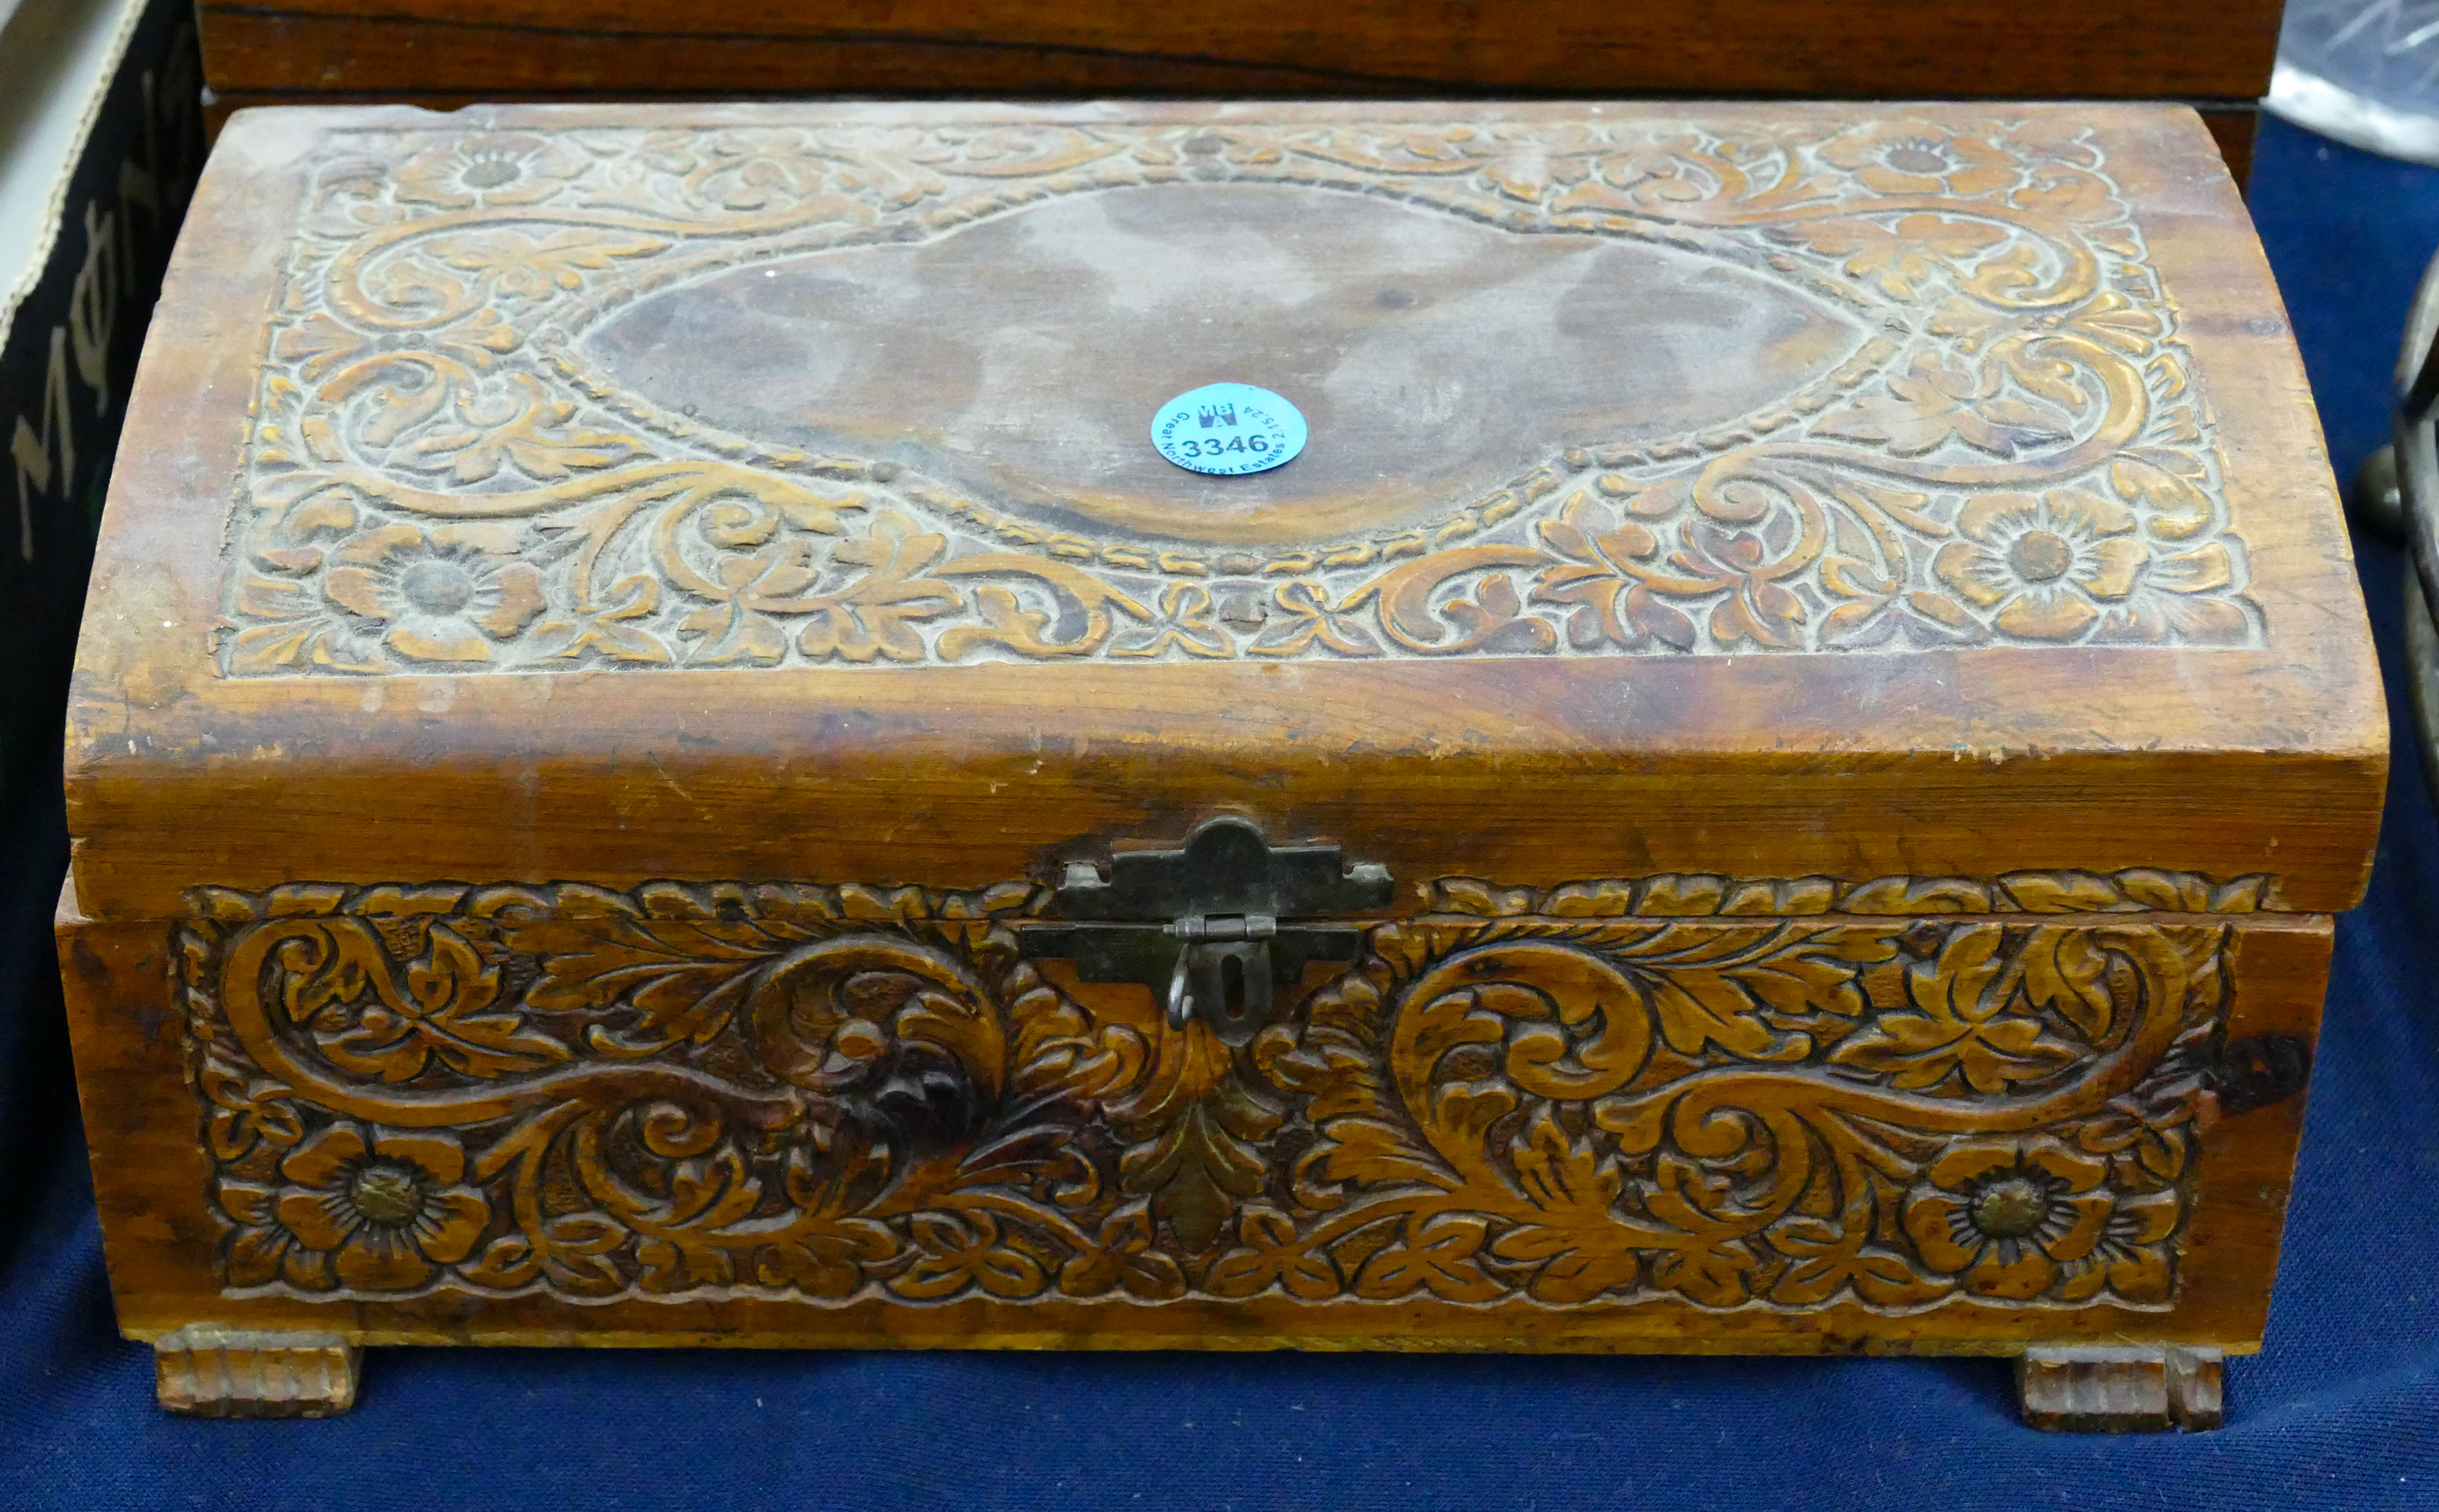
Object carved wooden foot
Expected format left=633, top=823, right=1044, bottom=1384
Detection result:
left=153, top=1326, right=359, bottom=1418
left=2017, top=1346, right=2224, bottom=1433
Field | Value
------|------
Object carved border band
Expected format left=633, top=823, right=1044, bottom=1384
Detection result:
left=220, top=114, right=2260, bottom=675
left=184, top=866, right=2251, bottom=1312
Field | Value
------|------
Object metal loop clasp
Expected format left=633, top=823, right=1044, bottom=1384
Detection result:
left=1016, top=818, right=1390, bottom=1046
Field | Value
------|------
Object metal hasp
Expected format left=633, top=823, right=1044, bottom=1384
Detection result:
left=1017, top=818, right=1394, bottom=1045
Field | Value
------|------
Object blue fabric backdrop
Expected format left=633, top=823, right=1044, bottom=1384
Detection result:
left=2, top=114, right=2436, bottom=1510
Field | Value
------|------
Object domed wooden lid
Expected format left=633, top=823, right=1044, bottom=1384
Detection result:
left=64, top=101, right=2382, bottom=918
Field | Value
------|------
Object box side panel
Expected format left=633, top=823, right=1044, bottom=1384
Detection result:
left=67, top=872, right=2325, bottom=1356
left=2171, top=922, right=2332, bottom=1348
left=54, top=878, right=222, bottom=1339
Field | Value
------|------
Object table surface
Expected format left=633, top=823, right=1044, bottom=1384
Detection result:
left=3, top=113, right=2437, bottom=1510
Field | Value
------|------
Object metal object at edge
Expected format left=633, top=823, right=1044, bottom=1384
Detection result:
left=2389, top=241, right=2439, bottom=815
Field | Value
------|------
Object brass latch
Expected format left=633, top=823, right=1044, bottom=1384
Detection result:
left=1016, top=817, right=1393, bottom=1045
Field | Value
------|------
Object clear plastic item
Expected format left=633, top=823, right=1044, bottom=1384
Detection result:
left=2268, top=0, right=2439, bottom=164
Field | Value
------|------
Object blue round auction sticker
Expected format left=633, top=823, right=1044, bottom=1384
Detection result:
left=1151, top=383, right=1306, bottom=476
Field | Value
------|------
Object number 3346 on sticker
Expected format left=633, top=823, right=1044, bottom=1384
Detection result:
left=1151, top=383, right=1308, bottom=476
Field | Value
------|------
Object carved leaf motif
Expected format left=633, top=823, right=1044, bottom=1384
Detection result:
left=482, top=885, right=793, bottom=1052
left=1353, top=1213, right=1505, bottom=1302
left=1057, top=1203, right=1187, bottom=1300
left=1774, top=213, right=2009, bottom=299
left=798, top=510, right=962, bottom=662
left=423, top=227, right=671, bottom=300
left=1827, top=926, right=2081, bottom=1092
left=399, top=373, right=643, bottom=484
left=753, top=1219, right=898, bottom=1297
left=635, top=1235, right=736, bottom=1291
left=1204, top=1206, right=1343, bottom=1299
left=1640, top=968, right=1785, bottom=1060
left=227, top=619, right=387, bottom=676
left=275, top=314, right=376, bottom=380
left=1009, top=984, right=1149, bottom=1103
left=1248, top=578, right=1384, bottom=657
left=890, top=1211, right=1049, bottom=1300
left=1299, top=1114, right=1452, bottom=1194
left=457, top=1235, right=540, bottom=1290
left=1493, top=1225, right=1643, bottom=1304
left=1815, top=353, right=2075, bottom=458
left=195, top=1055, right=305, bottom=1160
left=1434, top=572, right=1557, bottom=654
left=1769, top=1216, right=1950, bottom=1309
left=2019, top=925, right=2117, bottom=1043
left=1492, top=1114, right=1641, bottom=1303
left=1641, top=1172, right=1764, bottom=1306
left=932, top=558, right=1147, bottom=661
left=275, top=919, right=567, bottom=1082
left=1957, top=240, right=2048, bottom=302
left=676, top=600, right=789, bottom=665
left=347, top=367, right=461, bottom=452
left=1624, top=583, right=1700, bottom=649
left=2010, top=163, right=2120, bottom=224
left=531, top=572, right=673, bottom=665
left=1728, top=927, right=1901, bottom=1035
left=1110, top=1021, right=1282, bottom=1250
left=2111, top=451, right=2216, bottom=538
left=395, top=923, right=572, bottom=1077
left=2000, top=871, right=2136, bottom=913
left=1360, top=544, right=1551, bottom=652
left=1612, top=925, right=1852, bottom=1061
left=535, top=1211, right=631, bottom=1297
left=1256, top=1012, right=1453, bottom=1201
left=2065, top=291, right=2161, bottom=355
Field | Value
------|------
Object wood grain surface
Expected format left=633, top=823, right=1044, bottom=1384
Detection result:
left=193, top=0, right=2283, bottom=101
left=188, top=2, right=2272, bottom=183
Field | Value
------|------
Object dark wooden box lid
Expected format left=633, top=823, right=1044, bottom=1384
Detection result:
left=64, top=101, right=2385, bottom=919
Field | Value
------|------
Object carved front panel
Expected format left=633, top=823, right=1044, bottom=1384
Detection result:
left=181, top=869, right=2267, bottom=1313
left=222, top=113, right=2258, bottom=676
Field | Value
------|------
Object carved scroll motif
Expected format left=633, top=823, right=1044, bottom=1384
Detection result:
left=220, top=116, right=2260, bottom=676
left=182, top=867, right=2262, bottom=1310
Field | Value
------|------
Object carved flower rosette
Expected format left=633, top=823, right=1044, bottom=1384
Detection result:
left=182, top=866, right=2261, bottom=1312
left=221, top=115, right=2259, bottom=675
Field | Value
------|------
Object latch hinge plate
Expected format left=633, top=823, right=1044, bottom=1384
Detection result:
left=1016, top=818, right=1393, bottom=1045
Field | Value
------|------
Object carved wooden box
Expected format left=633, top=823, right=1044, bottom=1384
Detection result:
left=57, top=102, right=2383, bottom=1430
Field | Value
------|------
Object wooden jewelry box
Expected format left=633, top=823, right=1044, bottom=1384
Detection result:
left=57, top=101, right=2382, bottom=1430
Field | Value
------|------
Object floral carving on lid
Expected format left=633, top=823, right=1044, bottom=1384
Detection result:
left=220, top=112, right=2262, bottom=675
left=1935, top=490, right=2146, bottom=640
left=392, top=132, right=590, bottom=209
left=321, top=522, right=548, bottom=662
left=1818, top=121, right=2017, bottom=198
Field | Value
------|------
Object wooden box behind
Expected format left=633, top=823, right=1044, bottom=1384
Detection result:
left=187, top=1, right=2277, bottom=180
left=57, top=102, right=2383, bottom=1429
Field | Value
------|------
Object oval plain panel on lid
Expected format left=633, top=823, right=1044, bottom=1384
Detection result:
left=583, top=182, right=1867, bottom=547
